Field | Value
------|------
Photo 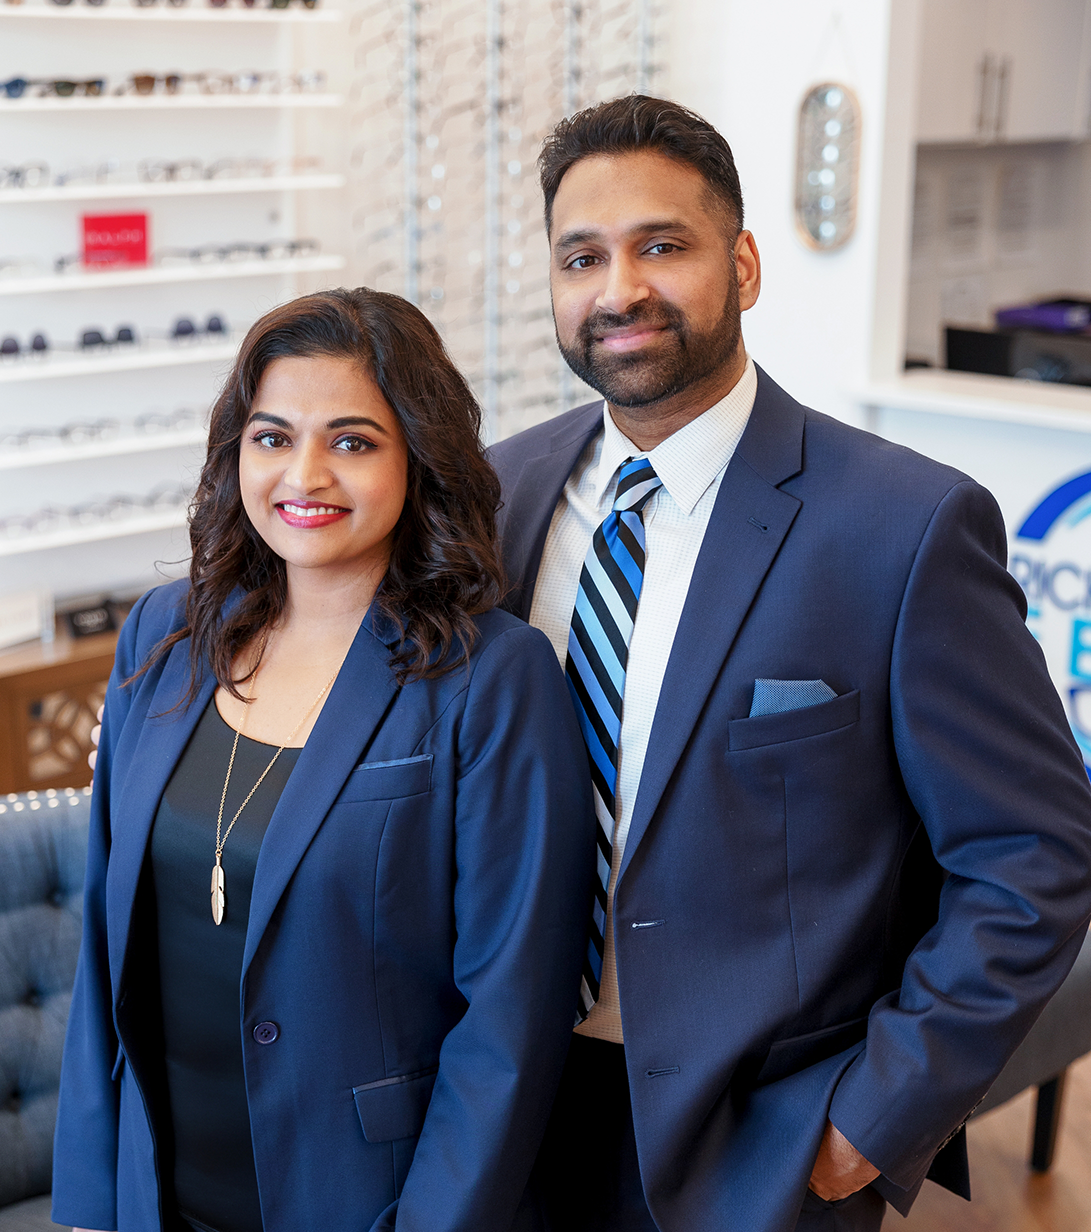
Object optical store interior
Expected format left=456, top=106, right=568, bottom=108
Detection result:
left=2, top=0, right=1091, bottom=1229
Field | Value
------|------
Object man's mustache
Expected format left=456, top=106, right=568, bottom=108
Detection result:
left=578, top=301, right=687, bottom=343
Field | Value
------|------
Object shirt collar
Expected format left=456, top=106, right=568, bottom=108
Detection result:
left=589, top=357, right=758, bottom=515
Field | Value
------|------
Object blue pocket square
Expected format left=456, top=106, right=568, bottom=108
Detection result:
left=749, top=678, right=837, bottom=718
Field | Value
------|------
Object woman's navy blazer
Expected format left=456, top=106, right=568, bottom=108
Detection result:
left=52, top=579, right=596, bottom=1232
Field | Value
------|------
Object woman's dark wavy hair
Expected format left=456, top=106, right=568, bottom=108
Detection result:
left=138, top=286, right=504, bottom=703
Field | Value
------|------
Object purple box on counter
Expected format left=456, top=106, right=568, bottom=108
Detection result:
left=995, top=299, right=1091, bottom=333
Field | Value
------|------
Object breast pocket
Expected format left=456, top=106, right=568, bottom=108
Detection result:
left=339, top=754, right=434, bottom=802
left=726, top=690, right=860, bottom=751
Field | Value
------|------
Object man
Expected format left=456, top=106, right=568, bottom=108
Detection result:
left=491, top=95, right=1091, bottom=1232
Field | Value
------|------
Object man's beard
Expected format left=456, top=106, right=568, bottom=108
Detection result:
left=556, top=280, right=741, bottom=408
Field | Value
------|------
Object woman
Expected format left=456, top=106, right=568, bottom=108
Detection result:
left=52, top=288, right=594, bottom=1232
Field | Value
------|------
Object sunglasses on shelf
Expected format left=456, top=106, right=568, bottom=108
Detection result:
left=118, top=73, right=184, bottom=96
left=0, top=334, right=49, bottom=359
left=2, top=79, right=106, bottom=98
left=170, top=314, right=227, bottom=339
left=269, top=0, right=318, bottom=8
left=79, top=326, right=138, bottom=349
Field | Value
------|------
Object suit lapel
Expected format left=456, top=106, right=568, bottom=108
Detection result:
left=241, top=616, right=400, bottom=974
left=500, top=402, right=602, bottom=620
left=107, top=645, right=216, bottom=988
left=617, top=369, right=807, bottom=884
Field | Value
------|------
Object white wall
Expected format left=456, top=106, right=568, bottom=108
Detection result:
left=660, top=0, right=920, bottom=426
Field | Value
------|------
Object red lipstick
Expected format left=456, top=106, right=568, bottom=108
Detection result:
left=275, top=500, right=350, bottom=529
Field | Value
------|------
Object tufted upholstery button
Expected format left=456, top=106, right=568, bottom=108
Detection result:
left=253, top=1021, right=279, bottom=1044
left=1, top=785, right=92, bottom=1211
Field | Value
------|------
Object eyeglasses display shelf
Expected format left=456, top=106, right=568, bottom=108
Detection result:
left=0, top=507, right=187, bottom=558
left=0, top=0, right=347, bottom=606
left=0, top=339, right=239, bottom=383
left=0, top=253, right=345, bottom=295
left=0, top=7, right=342, bottom=24
left=3, top=93, right=343, bottom=110
left=0, top=173, right=345, bottom=204
left=0, top=425, right=207, bottom=472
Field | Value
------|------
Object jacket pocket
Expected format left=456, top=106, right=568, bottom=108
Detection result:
left=727, top=690, right=860, bottom=751
left=340, top=754, right=433, bottom=802
left=353, top=1066, right=439, bottom=1143
left=755, top=1015, right=869, bottom=1087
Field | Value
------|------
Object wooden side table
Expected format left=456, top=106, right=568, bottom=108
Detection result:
left=0, top=619, right=122, bottom=794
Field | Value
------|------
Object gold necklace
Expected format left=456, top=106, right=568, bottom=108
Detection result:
left=211, top=634, right=340, bottom=926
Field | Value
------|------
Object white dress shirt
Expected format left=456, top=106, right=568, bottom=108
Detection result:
left=528, top=359, right=758, bottom=1042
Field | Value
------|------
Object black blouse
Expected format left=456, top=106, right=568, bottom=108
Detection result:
left=149, top=699, right=302, bottom=1232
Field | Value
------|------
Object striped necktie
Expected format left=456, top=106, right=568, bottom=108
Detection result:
left=565, top=456, right=663, bottom=1018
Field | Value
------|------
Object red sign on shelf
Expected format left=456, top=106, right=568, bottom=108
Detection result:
left=81, top=213, right=148, bottom=268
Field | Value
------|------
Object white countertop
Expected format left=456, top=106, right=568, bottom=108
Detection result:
left=858, top=369, right=1091, bottom=435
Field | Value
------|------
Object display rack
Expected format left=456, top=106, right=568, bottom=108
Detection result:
left=0, top=254, right=345, bottom=295
left=3, top=94, right=343, bottom=112
left=0, top=6, right=342, bottom=23
left=0, top=427, right=208, bottom=472
left=0, top=0, right=346, bottom=606
left=0, top=341, right=239, bottom=384
left=0, top=174, right=345, bottom=204
left=0, top=509, right=187, bottom=559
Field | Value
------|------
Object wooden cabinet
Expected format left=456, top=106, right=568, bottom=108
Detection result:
left=0, top=622, right=118, bottom=795
left=917, top=0, right=1090, bottom=144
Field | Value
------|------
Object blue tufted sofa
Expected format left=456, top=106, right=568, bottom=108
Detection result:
left=0, top=788, right=89, bottom=1232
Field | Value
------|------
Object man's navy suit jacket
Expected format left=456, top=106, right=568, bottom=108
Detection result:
left=51, top=580, right=595, bottom=1232
left=490, top=366, right=1091, bottom=1232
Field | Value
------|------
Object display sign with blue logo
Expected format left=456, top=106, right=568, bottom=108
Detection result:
left=1010, top=470, right=1091, bottom=773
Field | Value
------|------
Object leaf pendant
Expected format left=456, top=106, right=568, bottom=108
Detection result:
left=211, top=862, right=225, bottom=925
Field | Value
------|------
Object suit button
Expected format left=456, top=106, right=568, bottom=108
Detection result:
left=253, top=1021, right=279, bottom=1044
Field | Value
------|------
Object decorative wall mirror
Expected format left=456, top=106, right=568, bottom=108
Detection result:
left=795, top=81, right=860, bottom=252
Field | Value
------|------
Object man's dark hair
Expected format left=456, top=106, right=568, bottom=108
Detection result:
left=538, top=94, right=744, bottom=235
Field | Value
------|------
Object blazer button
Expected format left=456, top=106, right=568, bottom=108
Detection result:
left=253, top=1021, right=279, bottom=1044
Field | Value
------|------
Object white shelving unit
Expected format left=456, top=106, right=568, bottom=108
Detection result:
left=0, top=428, right=208, bottom=473
left=0, top=341, right=239, bottom=384
left=0, top=6, right=341, bottom=22
left=0, top=509, right=188, bottom=559
left=0, top=174, right=345, bottom=204
left=0, top=254, right=345, bottom=295
left=0, top=1, right=347, bottom=600
left=2, top=94, right=343, bottom=111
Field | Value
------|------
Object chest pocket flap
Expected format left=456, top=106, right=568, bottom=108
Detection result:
left=340, top=753, right=433, bottom=802
left=353, top=1066, right=438, bottom=1142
